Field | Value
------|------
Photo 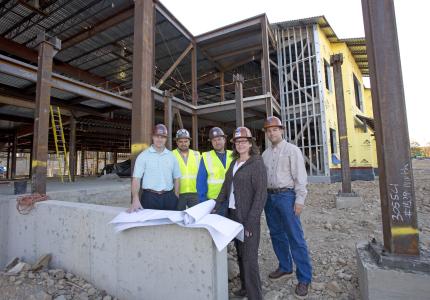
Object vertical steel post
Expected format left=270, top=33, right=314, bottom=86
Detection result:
left=362, top=0, right=419, bottom=255
left=11, top=130, right=17, bottom=179
left=29, top=140, right=33, bottom=178
left=164, top=91, right=173, bottom=149
left=234, top=74, right=244, bottom=128
left=261, top=16, right=272, bottom=96
left=330, top=54, right=352, bottom=193
left=6, top=138, right=10, bottom=179
left=131, top=0, right=154, bottom=171
left=69, top=115, right=76, bottom=182
left=220, top=72, right=225, bottom=102
left=31, top=32, right=60, bottom=194
left=80, top=148, right=85, bottom=176
left=96, top=151, right=99, bottom=175
left=191, top=42, right=199, bottom=150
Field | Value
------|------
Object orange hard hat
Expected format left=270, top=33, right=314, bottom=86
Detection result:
left=208, top=127, right=226, bottom=141
left=152, top=124, right=168, bottom=137
left=231, top=127, right=254, bottom=142
left=263, top=116, right=284, bottom=129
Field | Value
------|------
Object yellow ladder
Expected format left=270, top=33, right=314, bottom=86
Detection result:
left=50, top=105, right=71, bottom=182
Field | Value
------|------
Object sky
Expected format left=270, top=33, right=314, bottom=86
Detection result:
left=161, top=0, right=429, bottom=146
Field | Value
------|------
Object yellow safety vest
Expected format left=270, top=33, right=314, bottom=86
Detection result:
left=173, top=149, right=201, bottom=194
left=202, top=150, right=233, bottom=200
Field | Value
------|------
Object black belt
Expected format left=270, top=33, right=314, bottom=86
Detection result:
left=143, top=189, right=172, bottom=195
left=267, top=187, right=293, bottom=194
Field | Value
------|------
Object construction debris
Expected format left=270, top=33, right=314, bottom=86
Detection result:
left=31, top=254, right=52, bottom=272
left=1, top=256, right=116, bottom=300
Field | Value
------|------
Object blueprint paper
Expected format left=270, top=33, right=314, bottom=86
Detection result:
left=109, top=200, right=244, bottom=251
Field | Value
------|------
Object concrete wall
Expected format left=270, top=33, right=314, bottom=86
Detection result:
left=0, top=197, right=228, bottom=300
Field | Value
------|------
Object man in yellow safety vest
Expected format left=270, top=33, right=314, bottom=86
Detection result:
left=197, top=127, right=232, bottom=216
left=172, top=129, right=201, bottom=210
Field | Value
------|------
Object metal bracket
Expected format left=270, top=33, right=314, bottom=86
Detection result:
left=367, top=239, right=430, bottom=273
left=36, top=31, right=61, bottom=51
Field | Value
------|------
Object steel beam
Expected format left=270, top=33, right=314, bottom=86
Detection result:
left=0, top=54, right=132, bottom=109
left=155, top=2, right=194, bottom=41
left=11, top=131, right=17, bottom=179
left=220, top=72, right=225, bottom=102
left=362, top=0, right=419, bottom=255
left=212, top=45, right=261, bottom=61
left=261, top=17, right=271, bottom=95
left=69, top=115, right=76, bottom=182
left=197, top=94, right=268, bottom=115
left=191, top=42, right=199, bottom=149
left=164, top=91, right=173, bottom=149
left=330, top=54, right=352, bottom=194
left=156, top=43, right=193, bottom=88
left=131, top=0, right=155, bottom=168
left=195, top=15, right=262, bottom=43
left=234, top=74, right=244, bottom=127
left=0, top=37, right=118, bottom=89
left=6, top=139, right=10, bottom=179
left=31, top=34, right=60, bottom=194
left=80, top=149, right=85, bottom=176
left=62, top=4, right=134, bottom=50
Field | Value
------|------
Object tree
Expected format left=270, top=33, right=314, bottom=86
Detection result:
left=410, top=141, right=422, bottom=158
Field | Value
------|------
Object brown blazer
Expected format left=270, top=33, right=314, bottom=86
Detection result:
left=215, top=154, right=268, bottom=230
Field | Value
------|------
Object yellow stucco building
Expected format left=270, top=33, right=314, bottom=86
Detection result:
left=274, top=16, right=377, bottom=182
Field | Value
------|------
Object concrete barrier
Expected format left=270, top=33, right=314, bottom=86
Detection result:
left=0, top=197, right=228, bottom=300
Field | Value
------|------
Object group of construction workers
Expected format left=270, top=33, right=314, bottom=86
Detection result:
left=128, top=116, right=312, bottom=299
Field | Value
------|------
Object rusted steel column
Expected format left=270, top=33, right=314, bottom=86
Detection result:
left=6, top=138, right=10, bottom=179
left=261, top=17, right=272, bottom=95
left=31, top=33, right=60, bottom=194
left=163, top=91, right=173, bottom=149
left=11, top=130, right=17, bottom=179
left=69, top=115, right=76, bottom=181
left=131, top=0, right=155, bottom=171
left=330, top=54, right=352, bottom=194
left=29, top=140, right=33, bottom=178
left=113, top=151, right=118, bottom=164
left=191, top=42, right=199, bottom=150
left=80, top=148, right=85, bottom=176
left=362, top=0, right=419, bottom=255
left=234, top=74, right=244, bottom=127
left=96, top=151, right=99, bottom=174
left=220, top=72, right=225, bottom=102
left=81, top=149, right=85, bottom=177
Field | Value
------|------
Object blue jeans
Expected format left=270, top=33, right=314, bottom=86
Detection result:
left=264, top=190, right=312, bottom=283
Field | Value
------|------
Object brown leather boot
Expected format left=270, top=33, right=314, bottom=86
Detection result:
left=294, top=282, right=309, bottom=299
left=268, top=267, right=293, bottom=280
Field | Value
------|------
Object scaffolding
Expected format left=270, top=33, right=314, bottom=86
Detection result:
left=275, top=25, right=329, bottom=177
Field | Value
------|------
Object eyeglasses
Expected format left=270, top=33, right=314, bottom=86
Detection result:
left=234, top=140, right=249, bottom=145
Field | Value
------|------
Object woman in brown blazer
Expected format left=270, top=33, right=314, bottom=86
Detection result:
left=215, top=126, right=267, bottom=300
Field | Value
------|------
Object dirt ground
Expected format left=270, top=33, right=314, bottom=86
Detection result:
left=227, top=158, right=429, bottom=299
left=1, top=159, right=429, bottom=300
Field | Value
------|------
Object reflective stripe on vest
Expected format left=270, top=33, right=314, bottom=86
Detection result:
left=202, top=150, right=233, bottom=199
left=173, top=149, right=200, bottom=194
